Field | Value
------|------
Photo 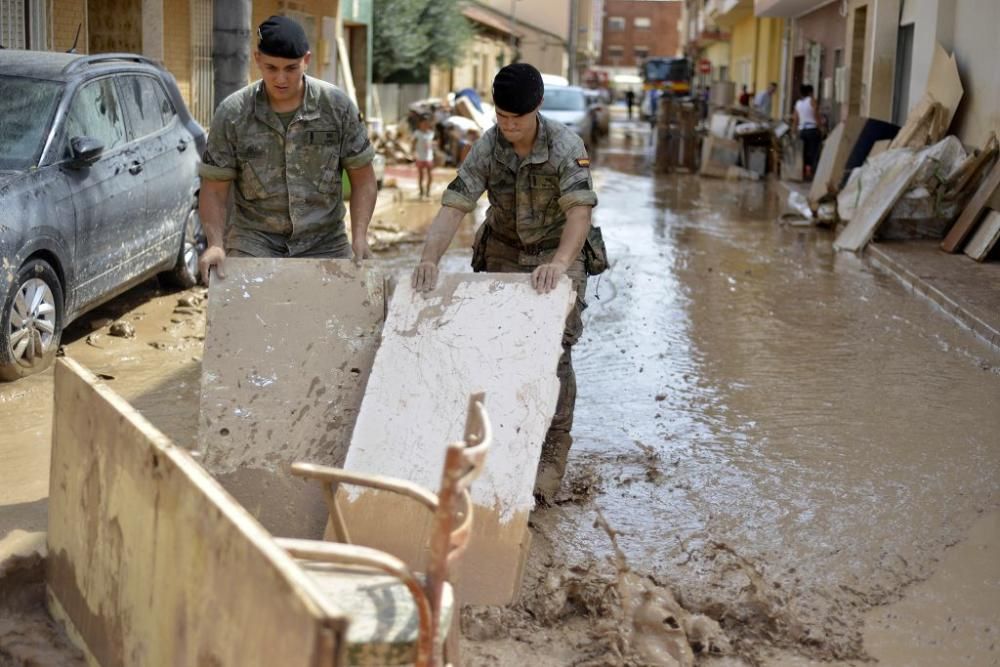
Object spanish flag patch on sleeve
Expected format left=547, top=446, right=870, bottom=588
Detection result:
left=576, top=158, right=591, bottom=168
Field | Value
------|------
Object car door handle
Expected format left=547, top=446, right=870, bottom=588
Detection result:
left=177, top=139, right=188, bottom=152
left=129, top=161, right=143, bottom=175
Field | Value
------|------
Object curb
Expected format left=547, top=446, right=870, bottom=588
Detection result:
left=865, top=244, right=1000, bottom=351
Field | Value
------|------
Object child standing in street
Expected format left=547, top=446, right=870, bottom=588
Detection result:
left=412, top=114, right=436, bottom=199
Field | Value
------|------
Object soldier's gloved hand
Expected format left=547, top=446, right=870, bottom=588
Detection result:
left=411, top=261, right=439, bottom=292
left=199, top=246, right=226, bottom=282
left=532, top=261, right=568, bottom=294
left=352, top=238, right=374, bottom=264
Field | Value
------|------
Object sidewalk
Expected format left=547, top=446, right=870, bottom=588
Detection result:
left=774, top=178, right=1000, bottom=351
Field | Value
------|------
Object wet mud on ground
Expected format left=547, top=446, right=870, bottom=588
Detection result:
left=1, top=119, right=998, bottom=665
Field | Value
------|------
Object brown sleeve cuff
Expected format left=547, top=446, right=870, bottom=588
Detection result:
left=558, top=190, right=598, bottom=212
left=342, top=144, right=375, bottom=170
left=198, top=163, right=237, bottom=181
left=442, top=189, right=477, bottom=213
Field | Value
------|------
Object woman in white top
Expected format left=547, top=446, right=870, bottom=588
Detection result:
left=793, top=84, right=821, bottom=180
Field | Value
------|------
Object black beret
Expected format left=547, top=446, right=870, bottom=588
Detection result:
left=257, top=15, right=309, bottom=59
left=492, top=63, right=544, bottom=115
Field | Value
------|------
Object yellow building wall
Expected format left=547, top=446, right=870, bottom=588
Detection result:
left=729, top=16, right=755, bottom=91
left=164, top=0, right=193, bottom=110
left=52, top=0, right=88, bottom=52
left=728, top=15, right=784, bottom=117
left=755, top=17, right=783, bottom=118
left=705, top=41, right=730, bottom=79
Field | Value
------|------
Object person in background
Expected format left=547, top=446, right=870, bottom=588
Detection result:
left=412, top=114, right=436, bottom=199
left=458, top=128, right=480, bottom=164
left=793, top=84, right=821, bottom=180
left=754, top=82, right=777, bottom=116
left=738, top=84, right=751, bottom=106
left=625, top=89, right=636, bottom=120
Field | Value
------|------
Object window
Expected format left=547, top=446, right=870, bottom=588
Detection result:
left=120, top=75, right=176, bottom=140
left=608, top=16, right=625, bottom=31
left=634, top=46, right=649, bottom=60
left=608, top=45, right=624, bottom=58
left=634, top=17, right=651, bottom=29
left=65, top=78, right=127, bottom=153
left=0, top=76, right=62, bottom=169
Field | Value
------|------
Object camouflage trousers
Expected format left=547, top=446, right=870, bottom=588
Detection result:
left=478, top=234, right=588, bottom=496
left=226, top=230, right=352, bottom=259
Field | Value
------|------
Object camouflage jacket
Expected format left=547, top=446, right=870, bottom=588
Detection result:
left=199, top=76, right=374, bottom=256
left=442, top=115, right=597, bottom=248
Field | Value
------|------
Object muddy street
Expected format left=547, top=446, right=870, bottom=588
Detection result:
left=1, top=117, right=999, bottom=666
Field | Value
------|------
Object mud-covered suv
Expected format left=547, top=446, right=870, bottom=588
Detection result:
left=0, top=51, right=207, bottom=380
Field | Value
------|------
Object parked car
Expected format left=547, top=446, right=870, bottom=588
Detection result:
left=583, top=89, right=611, bottom=137
left=0, top=50, right=206, bottom=380
left=541, top=85, right=596, bottom=150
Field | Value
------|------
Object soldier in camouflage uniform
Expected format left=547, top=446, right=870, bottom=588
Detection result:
left=411, top=63, right=604, bottom=502
left=198, top=16, right=376, bottom=279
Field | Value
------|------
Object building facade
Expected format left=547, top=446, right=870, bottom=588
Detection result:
left=757, top=0, right=999, bottom=146
left=1, top=0, right=373, bottom=124
left=600, top=0, right=683, bottom=71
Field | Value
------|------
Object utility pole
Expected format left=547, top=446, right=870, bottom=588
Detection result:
left=213, top=0, right=251, bottom=109
left=568, top=0, right=578, bottom=84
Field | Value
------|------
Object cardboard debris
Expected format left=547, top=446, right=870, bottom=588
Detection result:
left=889, top=44, right=964, bottom=151
left=869, top=139, right=891, bottom=159
left=890, top=95, right=945, bottom=149
left=942, top=160, right=1000, bottom=253
left=926, top=42, right=964, bottom=132
left=834, top=153, right=929, bottom=252
left=964, top=209, right=1000, bottom=261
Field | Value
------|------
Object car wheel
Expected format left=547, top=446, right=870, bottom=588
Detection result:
left=165, top=206, right=206, bottom=288
left=0, top=259, right=64, bottom=381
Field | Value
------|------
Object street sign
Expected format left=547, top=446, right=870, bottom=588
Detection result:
left=698, top=59, right=712, bottom=74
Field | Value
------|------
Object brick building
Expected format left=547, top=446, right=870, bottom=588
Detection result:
left=599, top=0, right=682, bottom=70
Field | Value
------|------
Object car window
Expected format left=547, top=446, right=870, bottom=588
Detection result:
left=65, top=78, right=127, bottom=154
left=120, top=75, right=177, bottom=139
left=542, top=89, right=587, bottom=112
left=0, top=76, right=63, bottom=170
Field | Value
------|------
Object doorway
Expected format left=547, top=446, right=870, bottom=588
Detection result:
left=891, top=23, right=914, bottom=126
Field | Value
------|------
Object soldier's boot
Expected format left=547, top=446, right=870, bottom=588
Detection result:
left=534, top=349, right=576, bottom=505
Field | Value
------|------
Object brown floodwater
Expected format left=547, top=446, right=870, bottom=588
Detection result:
left=1, top=117, right=997, bottom=665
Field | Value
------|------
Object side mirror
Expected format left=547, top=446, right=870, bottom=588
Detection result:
left=69, top=136, right=104, bottom=167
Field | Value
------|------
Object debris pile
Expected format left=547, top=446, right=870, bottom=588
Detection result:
left=778, top=42, right=1000, bottom=262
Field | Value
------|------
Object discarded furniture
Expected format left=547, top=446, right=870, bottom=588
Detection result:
left=281, top=394, right=491, bottom=667
left=48, top=358, right=350, bottom=667
left=198, top=259, right=386, bottom=539
left=964, top=209, right=1000, bottom=262
left=337, top=275, right=573, bottom=605
left=942, top=160, right=1000, bottom=253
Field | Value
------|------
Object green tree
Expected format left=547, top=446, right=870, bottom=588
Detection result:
left=373, top=0, right=472, bottom=83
